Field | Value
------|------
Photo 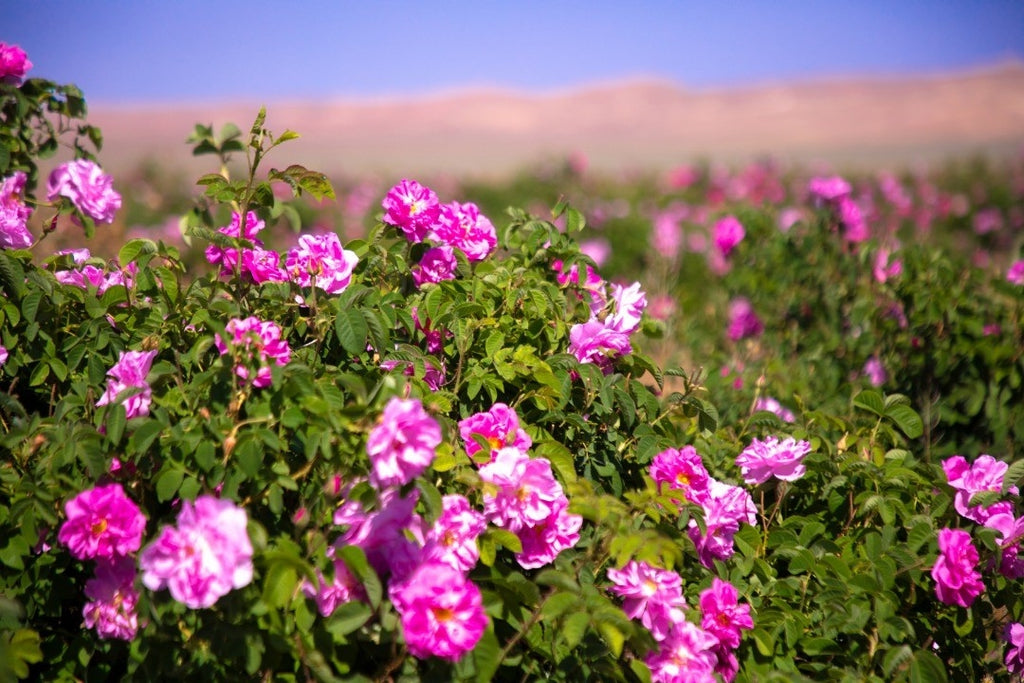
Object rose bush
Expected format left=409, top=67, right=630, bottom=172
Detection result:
left=2, top=45, right=1023, bottom=682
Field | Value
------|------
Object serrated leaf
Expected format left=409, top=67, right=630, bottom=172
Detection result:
left=118, top=238, right=158, bottom=266
left=541, top=592, right=580, bottom=620
left=156, top=468, right=184, bottom=502
left=473, top=625, right=500, bottom=683
left=886, top=404, right=923, bottom=439
left=324, top=600, right=372, bottom=638
left=337, top=545, right=382, bottom=609
left=1003, top=459, right=1024, bottom=493
left=853, top=390, right=885, bottom=416
left=335, top=308, right=368, bottom=356
left=909, top=649, right=948, bottom=683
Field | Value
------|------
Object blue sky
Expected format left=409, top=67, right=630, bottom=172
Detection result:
left=7, top=1, right=1024, bottom=103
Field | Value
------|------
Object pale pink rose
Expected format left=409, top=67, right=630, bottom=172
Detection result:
left=215, top=316, right=291, bottom=389
left=301, top=560, right=365, bottom=617
left=139, top=495, right=253, bottom=609
left=83, top=556, right=139, bottom=641
left=579, top=239, right=611, bottom=267
left=366, top=397, right=441, bottom=489
left=943, top=454, right=1016, bottom=523
left=388, top=561, right=488, bottom=662
left=47, top=159, right=121, bottom=224
left=644, top=621, right=719, bottom=683
left=863, top=356, right=887, bottom=387
left=285, top=232, right=358, bottom=293
left=0, top=42, right=32, bottom=85
left=873, top=248, right=903, bottom=283
left=568, top=319, right=632, bottom=372
left=607, top=560, right=687, bottom=641
left=58, top=483, right=146, bottom=560
left=0, top=171, right=33, bottom=248
left=458, top=402, right=532, bottom=463
left=688, top=479, right=757, bottom=567
left=727, top=298, right=763, bottom=341
left=95, top=350, right=158, bottom=419
left=606, top=281, right=647, bottom=335
left=205, top=211, right=286, bottom=283
left=735, top=436, right=812, bottom=485
left=422, top=494, right=487, bottom=573
left=752, top=396, right=796, bottom=423
left=334, top=487, right=423, bottom=580
left=514, top=505, right=581, bottom=569
left=808, top=175, right=852, bottom=203
left=431, top=201, right=497, bottom=261
left=479, top=448, right=566, bottom=533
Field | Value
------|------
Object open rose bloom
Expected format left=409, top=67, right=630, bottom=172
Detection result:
left=0, top=171, right=33, bottom=249
left=47, top=159, right=122, bottom=224
left=139, top=495, right=253, bottom=609
left=0, top=42, right=32, bottom=85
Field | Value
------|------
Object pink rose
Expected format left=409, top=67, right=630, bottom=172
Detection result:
left=47, top=160, right=122, bottom=224
left=0, top=172, right=33, bottom=249
left=0, top=42, right=32, bottom=85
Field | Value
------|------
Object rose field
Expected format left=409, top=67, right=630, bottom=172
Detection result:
left=3, top=41, right=1024, bottom=683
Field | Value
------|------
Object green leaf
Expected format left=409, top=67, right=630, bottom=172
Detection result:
left=335, top=308, right=368, bottom=356
left=541, top=592, right=580, bottom=620
left=597, top=622, right=624, bottom=657
left=1002, top=458, right=1024, bottom=493
left=336, top=545, right=382, bottom=609
left=562, top=611, right=590, bottom=650
left=324, top=601, right=373, bottom=638
left=473, top=625, right=500, bottom=683
left=156, top=469, right=184, bottom=502
left=853, top=390, right=885, bottom=417
left=117, top=238, right=158, bottom=266
left=886, top=404, right=923, bottom=439
left=262, top=562, right=298, bottom=608
left=909, top=649, right=948, bottom=683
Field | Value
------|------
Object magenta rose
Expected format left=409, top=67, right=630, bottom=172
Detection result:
left=47, top=159, right=122, bottom=224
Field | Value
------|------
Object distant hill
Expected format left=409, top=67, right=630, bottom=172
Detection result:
left=88, top=62, right=1024, bottom=180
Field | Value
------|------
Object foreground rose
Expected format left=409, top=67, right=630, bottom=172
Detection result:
left=83, top=556, right=140, bottom=641
left=58, top=483, right=146, bottom=560
left=366, top=397, right=441, bottom=488
left=139, top=495, right=253, bottom=609
left=606, top=560, right=687, bottom=641
left=931, top=528, right=984, bottom=607
left=382, top=179, right=441, bottom=242
left=95, top=350, right=158, bottom=419
left=735, top=436, right=812, bottom=485
left=388, top=561, right=487, bottom=661
left=285, top=232, right=358, bottom=293
left=47, top=159, right=122, bottom=224
left=0, top=171, right=33, bottom=249
left=0, top=42, right=32, bottom=85
left=215, top=316, right=291, bottom=388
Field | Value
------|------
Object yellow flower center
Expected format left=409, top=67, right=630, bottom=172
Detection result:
left=433, top=607, right=454, bottom=622
left=91, top=518, right=108, bottom=536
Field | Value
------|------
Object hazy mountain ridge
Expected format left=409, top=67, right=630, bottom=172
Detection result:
left=89, top=62, right=1024, bottom=179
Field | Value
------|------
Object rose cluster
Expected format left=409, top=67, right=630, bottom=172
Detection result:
left=650, top=446, right=757, bottom=568
left=607, top=561, right=753, bottom=682
left=382, top=179, right=498, bottom=285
